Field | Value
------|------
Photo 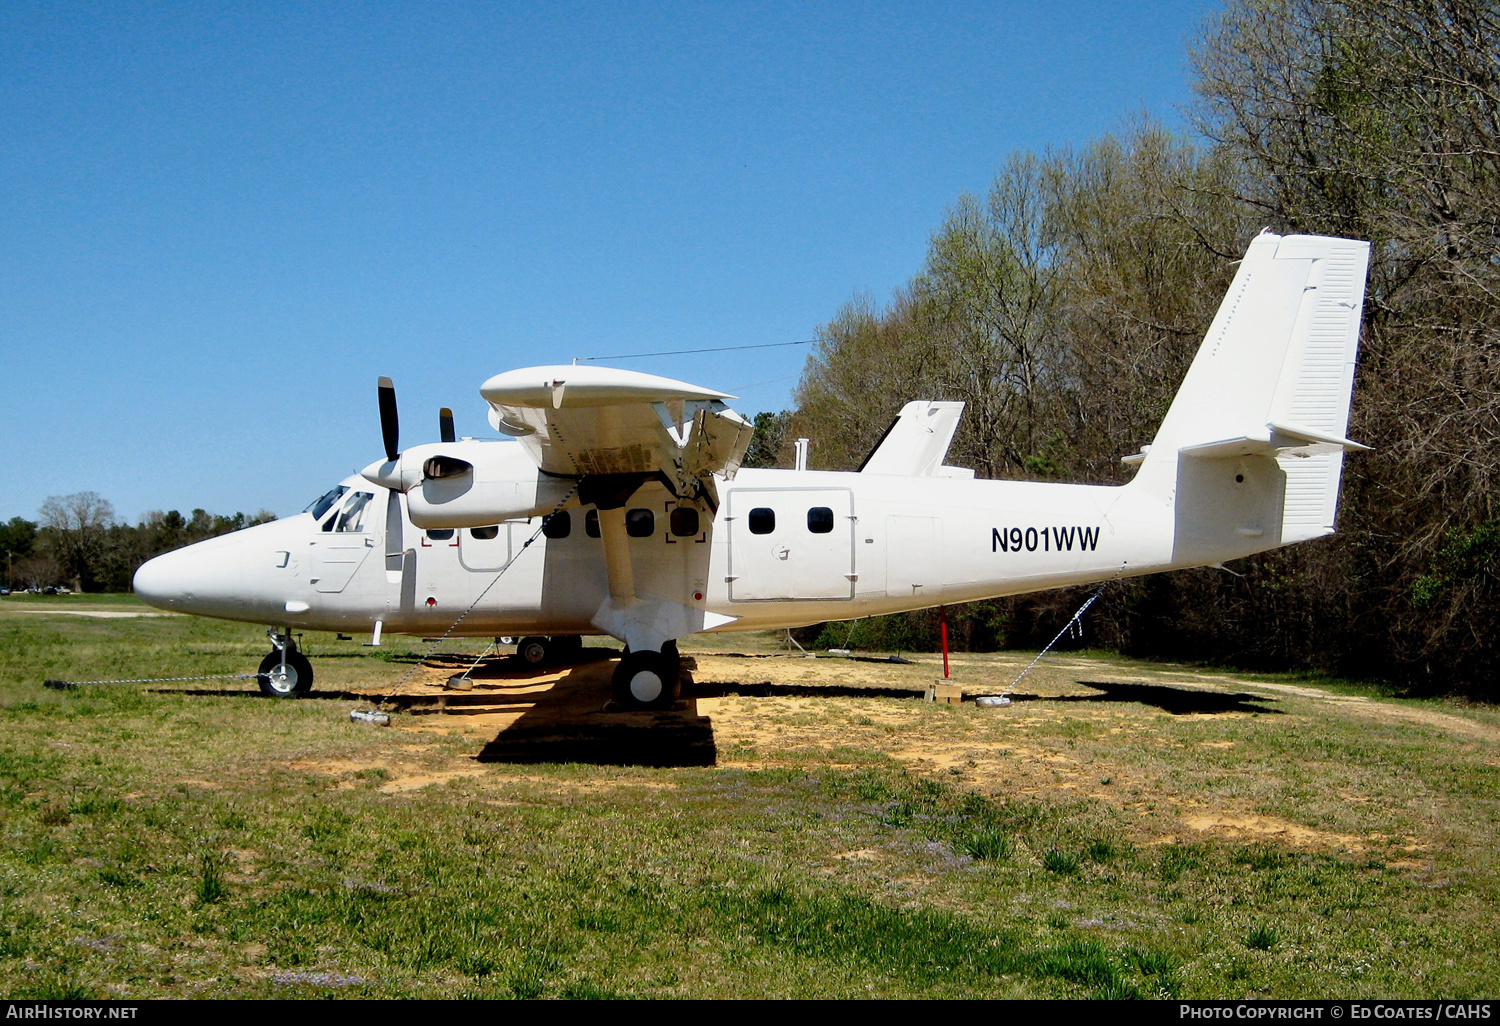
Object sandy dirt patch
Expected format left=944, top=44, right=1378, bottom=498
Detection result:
left=319, top=645, right=1493, bottom=855
left=1176, top=813, right=1368, bottom=851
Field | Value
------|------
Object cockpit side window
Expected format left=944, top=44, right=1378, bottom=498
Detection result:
left=305, top=485, right=348, bottom=521
left=334, top=492, right=375, bottom=533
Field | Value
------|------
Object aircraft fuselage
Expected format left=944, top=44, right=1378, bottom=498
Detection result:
left=134, top=460, right=1196, bottom=638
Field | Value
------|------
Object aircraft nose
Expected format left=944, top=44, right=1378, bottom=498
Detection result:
left=134, top=522, right=301, bottom=621
left=133, top=547, right=197, bottom=610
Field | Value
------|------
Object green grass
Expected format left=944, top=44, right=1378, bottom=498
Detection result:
left=0, top=603, right=1498, bottom=997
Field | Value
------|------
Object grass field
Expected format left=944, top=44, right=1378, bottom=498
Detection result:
left=1, top=593, right=1498, bottom=999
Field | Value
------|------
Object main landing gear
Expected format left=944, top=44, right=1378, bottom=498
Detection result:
left=258, top=628, right=313, bottom=698
left=611, top=640, right=680, bottom=711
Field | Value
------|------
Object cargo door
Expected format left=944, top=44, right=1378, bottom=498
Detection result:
left=727, top=488, right=855, bottom=601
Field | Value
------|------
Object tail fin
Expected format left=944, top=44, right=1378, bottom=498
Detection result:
left=1129, top=232, right=1371, bottom=564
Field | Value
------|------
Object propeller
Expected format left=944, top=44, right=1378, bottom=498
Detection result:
left=378, top=376, right=400, bottom=462
left=364, top=377, right=469, bottom=492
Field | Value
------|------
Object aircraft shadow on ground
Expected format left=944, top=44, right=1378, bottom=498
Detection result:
left=688, top=680, right=922, bottom=701
left=1011, top=679, right=1281, bottom=716
left=459, top=660, right=718, bottom=768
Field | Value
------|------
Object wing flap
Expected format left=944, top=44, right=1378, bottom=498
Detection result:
left=479, top=365, right=750, bottom=483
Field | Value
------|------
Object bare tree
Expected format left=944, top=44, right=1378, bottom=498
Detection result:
left=38, top=492, right=116, bottom=592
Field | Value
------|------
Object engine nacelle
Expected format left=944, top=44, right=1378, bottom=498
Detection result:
left=360, top=440, right=576, bottom=528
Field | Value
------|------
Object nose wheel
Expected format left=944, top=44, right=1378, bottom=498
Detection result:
left=611, top=644, right=681, bottom=710
left=515, top=635, right=587, bottom=669
left=258, top=632, right=314, bottom=697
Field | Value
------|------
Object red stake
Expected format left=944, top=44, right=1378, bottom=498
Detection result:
left=940, top=605, right=950, bottom=680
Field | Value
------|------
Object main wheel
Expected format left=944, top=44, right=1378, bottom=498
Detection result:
left=258, top=648, right=314, bottom=698
left=516, top=636, right=551, bottom=668
left=611, top=649, right=681, bottom=710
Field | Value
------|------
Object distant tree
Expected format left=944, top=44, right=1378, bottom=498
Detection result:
left=1, top=517, right=38, bottom=588
left=37, top=492, right=116, bottom=592
left=742, top=411, right=793, bottom=469
left=0, top=516, right=37, bottom=573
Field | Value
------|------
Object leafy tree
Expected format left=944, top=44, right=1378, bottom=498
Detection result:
left=0, top=517, right=37, bottom=589
left=742, top=411, right=794, bottom=469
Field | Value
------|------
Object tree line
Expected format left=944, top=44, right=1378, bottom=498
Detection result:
left=2, top=492, right=273, bottom=593
left=779, top=0, right=1500, bottom=697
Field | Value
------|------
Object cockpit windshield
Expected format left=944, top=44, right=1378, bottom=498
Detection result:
left=334, top=492, right=375, bottom=533
left=305, top=486, right=348, bottom=521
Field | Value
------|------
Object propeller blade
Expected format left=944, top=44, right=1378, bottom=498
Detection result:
left=439, top=407, right=456, bottom=444
left=378, top=376, right=400, bottom=463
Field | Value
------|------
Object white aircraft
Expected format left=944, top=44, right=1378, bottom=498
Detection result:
left=134, top=232, right=1371, bottom=709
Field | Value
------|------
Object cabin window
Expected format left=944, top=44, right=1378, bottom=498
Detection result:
left=470, top=525, right=500, bottom=540
left=425, top=528, right=454, bottom=541
left=807, top=507, right=834, bottom=534
left=585, top=510, right=600, bottom=537
left=542, top=512, right=571, bottom=539
left=748, top=507, right=776, bottom=534
left=670, top=507, right=700, bottom=537
left=334, top=492, right=374, bottom=532
left=626, top=508, right=655, bottom=538
left=305, top=485, right=348, bottom=521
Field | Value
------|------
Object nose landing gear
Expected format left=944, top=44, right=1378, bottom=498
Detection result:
left=258, top=628, right=314, bottom=698
left=514, top=634, right=588, bottom=669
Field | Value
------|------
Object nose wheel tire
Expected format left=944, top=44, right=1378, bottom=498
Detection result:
left=611, top=649, right=681, bottom=710
left=516, top=636, right=551, bottom=668
left=258, top=649, right=314, bottom=698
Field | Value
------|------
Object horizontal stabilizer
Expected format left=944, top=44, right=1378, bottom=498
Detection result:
left=1178, top=422, right=1371, bottom=461
left=859, top=401, right=966, bottom=477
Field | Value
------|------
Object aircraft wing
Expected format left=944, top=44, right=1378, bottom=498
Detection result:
left=479, top=365, right=754, bottom=507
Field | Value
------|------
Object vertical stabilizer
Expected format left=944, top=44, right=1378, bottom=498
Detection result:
left=1129, top=232, right=1370, bottom=564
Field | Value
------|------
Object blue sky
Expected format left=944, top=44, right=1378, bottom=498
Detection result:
left=1, top=0, right=1213, bottom=523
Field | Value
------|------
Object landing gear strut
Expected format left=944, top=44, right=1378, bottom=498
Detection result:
left=611, top=641, right=680, bottom=710
left=258, top=628, right=313, bottom=698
